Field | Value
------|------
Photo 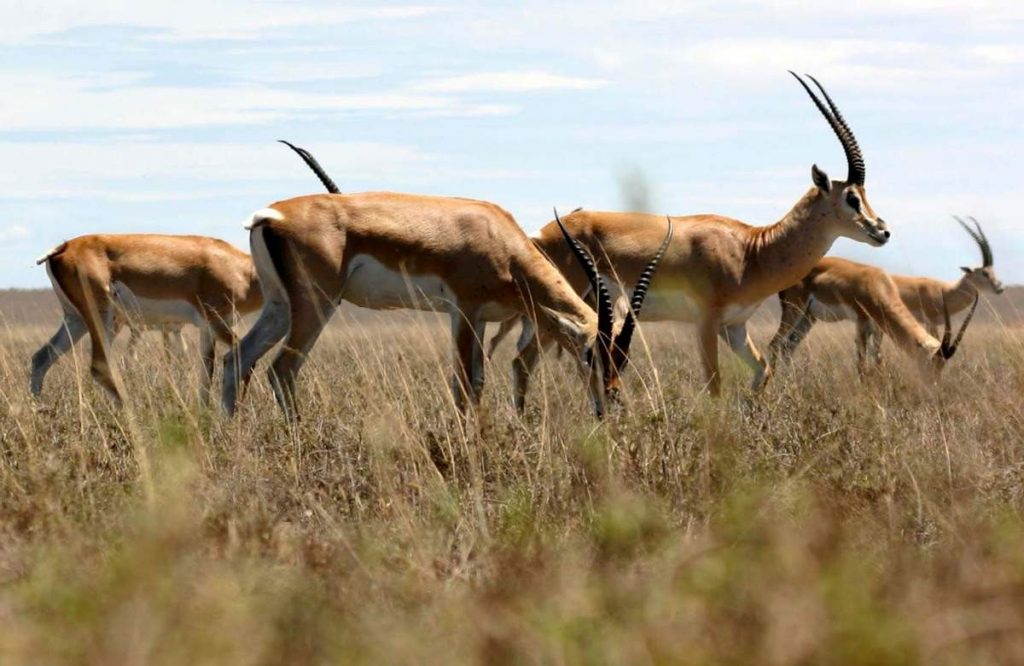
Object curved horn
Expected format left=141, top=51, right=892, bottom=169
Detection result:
left=939, top=294, right=979, bottom=360
left=954, top=216, right=993, bottom=267
left=969, top=216, right=993, bottom=267
left=278, top=140, right=342, bottom=194
left=789, top=72, right=866, bottom=186
left=552, top=208, right=613, bottom=378
left=611, top=217, right=674, bottom=371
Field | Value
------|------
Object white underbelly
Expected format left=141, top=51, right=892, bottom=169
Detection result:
left=808, top=296, right=858, bottom=322
left=111, top=282, right=203, bottom=327
left=342, top=254, right=452, bottom=311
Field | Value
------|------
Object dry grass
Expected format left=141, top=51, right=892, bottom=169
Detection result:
left=1, top=291, right=1024, bottom=665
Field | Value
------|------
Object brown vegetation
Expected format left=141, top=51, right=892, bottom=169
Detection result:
left=1, top=288, right=1023, bottom=664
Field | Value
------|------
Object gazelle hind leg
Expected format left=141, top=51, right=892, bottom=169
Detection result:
left=199, top=326, right=216, bottom=403
left=30, top=311, right=87, bottom=396
left=267, top=296, right=335, bottom=421
left=450, top=308, right=486, bottom=413
left=222, top=300, right=289, bottom=414
left=722, top=323, right=771, bottom=391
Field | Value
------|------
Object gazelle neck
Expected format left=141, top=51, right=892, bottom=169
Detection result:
left=945, top=275, right=979, bottom=315
left=745, top=188, right=839, bottom=299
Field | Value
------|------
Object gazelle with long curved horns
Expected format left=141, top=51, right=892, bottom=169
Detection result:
left=509, top=72, right=891, bottom=403
left=31, top=235, right=262, bottom=403
left=220, top=182, right=670, bottom=420
left=767, top=256, right=978, bottom=375
left=768, top=217, right=1001, bottom=370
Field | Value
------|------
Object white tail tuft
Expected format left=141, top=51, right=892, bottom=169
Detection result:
left=244, top=207, right=284, bottom=231
left=35, top=242, right=67, bottom=265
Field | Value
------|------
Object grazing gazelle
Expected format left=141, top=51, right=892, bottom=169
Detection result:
left=768, top=217, right=1000, bottom=370
left=507, top=72, right=891, bottom=402
left=31, top=235, right=262, bottom=404
left=219, top=184, right=671, bottom=420
left=767, top=256, right=978, bottom=374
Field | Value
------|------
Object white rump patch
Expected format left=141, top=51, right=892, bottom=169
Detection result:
left=244, top=207, right=285, bottom=230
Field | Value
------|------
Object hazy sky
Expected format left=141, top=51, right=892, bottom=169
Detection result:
left=1, top=1, right=1021, bottom=288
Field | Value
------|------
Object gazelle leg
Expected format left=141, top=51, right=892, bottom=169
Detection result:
left=222, top=300, right=289, bottom=415
left=486, top=317, right=517, bottom=359
left=855, top=316, right=876, bottom=376
left=512, top=320, right=544, bottom=414
left=199, top=325, right=216, bottom=403
left=699, top=317, right=721, bottom=396
left=267, top=296, right=335, bottom=421
left=450, top=308, right=486, bottom=413
left=723, top=323, right=771, bottom=391
left=30, top=311, right=87, bottom=396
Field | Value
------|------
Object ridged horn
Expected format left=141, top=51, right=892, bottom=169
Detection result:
left=278, top=140, right=342, bottom=194
left=611, top=217, right=674, bottom=372
left=955, top=215, right=993, bottom=268
left=940, top=293, right=979, bottom=360
left=552, top=208, right=613, bottom=381
left=789, top=72, right=866, bottom=186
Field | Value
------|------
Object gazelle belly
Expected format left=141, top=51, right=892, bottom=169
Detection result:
left=342, top=254, right=453, bottom=311
left=111, top=282, right=203, bottom=326
left=631, top=289, right=703, bottom=322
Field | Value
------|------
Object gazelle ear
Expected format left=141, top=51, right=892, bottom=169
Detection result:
left=811, top=164, right=831, bottom=192
left=960, top=266, right=972, bottom=275
left=539, top=306, right=586, bottom=343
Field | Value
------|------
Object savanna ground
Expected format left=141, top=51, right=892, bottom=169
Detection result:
left=1, top=288, right=1024, bottom=664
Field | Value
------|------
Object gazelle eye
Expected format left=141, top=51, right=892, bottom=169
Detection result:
left=845, top=192, right=860, bottom=211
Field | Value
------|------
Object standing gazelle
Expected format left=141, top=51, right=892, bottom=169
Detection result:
left=31, top=235, right=262, bottom=403
left=769, top=217, right=1000, bottom=370
left=220, top=189, right=670, bottom=420
left=507, top=72, right=891, bottom=404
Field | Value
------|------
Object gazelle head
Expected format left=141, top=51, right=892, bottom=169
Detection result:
left=791, top=72, right=890, bottom=247
left=546, top=209, right=672, bottom=417
left=955, top=216, right=1004, bottom=295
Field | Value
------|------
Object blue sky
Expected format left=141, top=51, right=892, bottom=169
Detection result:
left=1, top=0, right=1022, bottom=288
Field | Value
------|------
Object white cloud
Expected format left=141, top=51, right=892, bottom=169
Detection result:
left=0, top=2, right=446, bottom=45
left=0, top=140, right=441, bottom=200
left=414, top=71, right=607, bottom=94
left=0, top=224, right=30, bottom=242
left=0, top=69, right=514, bottom=131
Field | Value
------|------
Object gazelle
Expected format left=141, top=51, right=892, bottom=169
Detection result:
left=507, top=73, right=891, bottom=403
left=219, top=183, right=670, bottom=420
left=768, top=217, right=1000, bottom=370
left=767, top=256, right=977, bottom=374
left=892, top=217, right=1003, bottom=336
left=31, top=235, right=262, bottom=404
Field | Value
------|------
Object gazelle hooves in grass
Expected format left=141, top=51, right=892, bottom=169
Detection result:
left=31, top=235, right=262, bottom=405
left=768, top=257, right=979, bottom=379
left=513, top=72, right=890, bottom=401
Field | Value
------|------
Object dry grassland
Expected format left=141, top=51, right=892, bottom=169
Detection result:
left=1, top=289, right=1024, bottom=664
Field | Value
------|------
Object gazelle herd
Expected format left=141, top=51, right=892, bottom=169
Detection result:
left=28, top=73, right=1001, bottom=420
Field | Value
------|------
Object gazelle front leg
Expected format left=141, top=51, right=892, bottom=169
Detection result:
left=722, top=323, right=771, bottom=391
left=699, top=316, right=722, bottom=396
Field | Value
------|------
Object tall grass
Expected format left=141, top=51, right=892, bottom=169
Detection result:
left=1, top=303, right=1023, bottom=664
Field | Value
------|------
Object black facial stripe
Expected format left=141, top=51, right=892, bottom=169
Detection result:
left=845, top=191, right=861, bottom=212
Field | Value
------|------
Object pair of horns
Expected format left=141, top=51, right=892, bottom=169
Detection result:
left=955, top=216, right=993, bottom=268
left=789, top=72, right=866, bottom=186
left=553, top=208, right=673, bottom=384
left=939, top=294, right=979, bottom=361
left=278, top=140, right=341, bottom=194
